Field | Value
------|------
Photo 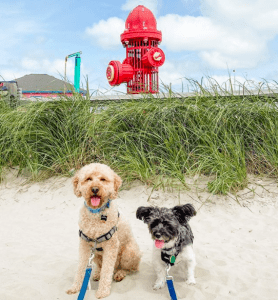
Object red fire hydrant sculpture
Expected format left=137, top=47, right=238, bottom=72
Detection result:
left=106, top=5, right=165, bottom=94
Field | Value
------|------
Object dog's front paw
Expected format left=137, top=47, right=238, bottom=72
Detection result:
left=114, top=270, right=127, bottom=282
left=153, top=279, right=165, bottom=290
left=66, top=285, right=80, bottom=294
left=93, top=272, right=100, bottom=281
left=186, top=277, right=196, bottom=285
left=95, top=287, right=111, bottom=299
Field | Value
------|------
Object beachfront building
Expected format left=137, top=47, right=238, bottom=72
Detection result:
left=15, top=74, right=86, bottom=99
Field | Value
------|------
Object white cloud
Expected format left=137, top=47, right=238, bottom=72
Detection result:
left=158, top=15, right=223, bottom=51
left=157, top=0, right=277, bottom=70
left=85, top=1, right=159, bottom=49
left=121, top=0, right=158, bottom=15
left=1, top=58, right=78, bottom=82
left=201, top=0, right=278, bottom=33
left=159, top=61, right=184, bottom=88
left=20, top=58, right=74, bottom=77
left=0, top=70, right=26, bottom=81
left=85, top=17, right=125, bottom=49
left=199, top=48, right=266, bottom=70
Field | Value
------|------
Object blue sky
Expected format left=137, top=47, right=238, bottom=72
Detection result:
left=1, top=0, right=278, bottom=94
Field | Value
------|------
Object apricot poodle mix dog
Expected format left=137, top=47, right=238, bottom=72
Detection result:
left=66, top=163, right=141, bottom=299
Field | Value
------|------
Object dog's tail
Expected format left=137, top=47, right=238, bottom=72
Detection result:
left=172, top=203, right=196, bottom=225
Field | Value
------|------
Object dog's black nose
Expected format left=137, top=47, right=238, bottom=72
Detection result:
left=154, top=233, right=161, bottom=239
left=92, top=187, right=99, bottom=194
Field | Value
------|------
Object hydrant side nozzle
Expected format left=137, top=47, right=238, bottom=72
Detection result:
left=106, top=61, right=134, bottom=86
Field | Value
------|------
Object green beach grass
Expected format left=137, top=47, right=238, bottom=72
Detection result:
left=1, top=79, right=278, bottom=194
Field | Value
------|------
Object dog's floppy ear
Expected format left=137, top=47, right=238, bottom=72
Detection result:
left=112, top=173, right=122, bottom=199
left=136, top=206, right=153, bottom=223
left=72, top=173, right=82, bottom=197
left=172, top=203, right=196, bottom=225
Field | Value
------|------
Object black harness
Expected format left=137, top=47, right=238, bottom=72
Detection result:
left=161, top=243, right=182, bottom=266
left=79, top=201, right=120, bottom=251
left=79, top=227, right=117, bottom=251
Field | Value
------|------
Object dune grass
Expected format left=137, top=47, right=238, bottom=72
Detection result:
left=0, top=94, right=94, bottom=180
left=1, top=79, right=278, bottom=194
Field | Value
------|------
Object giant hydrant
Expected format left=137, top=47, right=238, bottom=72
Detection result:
left=106, top=5, right=165, bottom=94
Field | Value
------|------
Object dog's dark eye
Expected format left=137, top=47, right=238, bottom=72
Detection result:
left=100, top=178, right=106, bottom=181
left=86, top=178, right=92, bottom=181
left=150, top=219, right=161, bottom=229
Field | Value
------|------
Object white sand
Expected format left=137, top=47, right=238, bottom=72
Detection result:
left=1, top=170, right=278, bottom=300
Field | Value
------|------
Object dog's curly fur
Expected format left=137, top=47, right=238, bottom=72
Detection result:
left=66, top=163, right=141, bottom=299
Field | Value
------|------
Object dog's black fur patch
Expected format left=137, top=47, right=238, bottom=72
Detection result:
left=172, top=204, right=196, bottom=226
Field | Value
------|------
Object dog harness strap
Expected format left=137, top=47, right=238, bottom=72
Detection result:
left=161, top=246, right=180, bottom=266
left=162, top=251, right=176, bottom=266
left=79, top=230, right=95, bottom=243
left=96, top=226, right=117, bottom=243
left=162, top=251, right=180, bottom=266
left=79, top=226, right=117, bottom=245
left=161, top=235, right=182, bottom=266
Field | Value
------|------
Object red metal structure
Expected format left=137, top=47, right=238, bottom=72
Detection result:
left=106, top=5, right=165, bottom=94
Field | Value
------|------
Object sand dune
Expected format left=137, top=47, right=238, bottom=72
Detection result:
left=1, top=171, right=277, bottom=300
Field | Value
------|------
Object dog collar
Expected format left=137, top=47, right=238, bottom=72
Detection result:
left=84, top=199, right=111, bottom=214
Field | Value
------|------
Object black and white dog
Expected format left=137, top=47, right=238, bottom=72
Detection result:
left=136, top=204, right=197, bottom=290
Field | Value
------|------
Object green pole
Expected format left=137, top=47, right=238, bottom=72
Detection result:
left=66, top=51, right=82, bottom=93
left=74, top=55, right=81, bottom=92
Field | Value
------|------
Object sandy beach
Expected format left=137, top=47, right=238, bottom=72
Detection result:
left=1, top=170, right=278, bottom=300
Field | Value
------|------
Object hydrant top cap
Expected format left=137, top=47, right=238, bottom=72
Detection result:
left=121, top=5, right=162, bottom=42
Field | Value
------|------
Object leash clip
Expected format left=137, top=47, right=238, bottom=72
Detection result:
left=87, top=241, right=97, bottom=267
left=165, top=264, right=173, bottom=281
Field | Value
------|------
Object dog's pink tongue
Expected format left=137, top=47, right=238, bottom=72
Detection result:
left=91, top=196, right=101, bottom=207
left=155, top=240, right=164, bottom=249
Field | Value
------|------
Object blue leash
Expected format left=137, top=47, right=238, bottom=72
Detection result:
left=77, top=242, right=97, bottom=300
left=165, top=265, right=178, bottom=300
left=77, top=267, right=92, bottom=300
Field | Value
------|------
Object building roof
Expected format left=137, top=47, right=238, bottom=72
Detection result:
left=14, top=74, right=86, bottom=94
